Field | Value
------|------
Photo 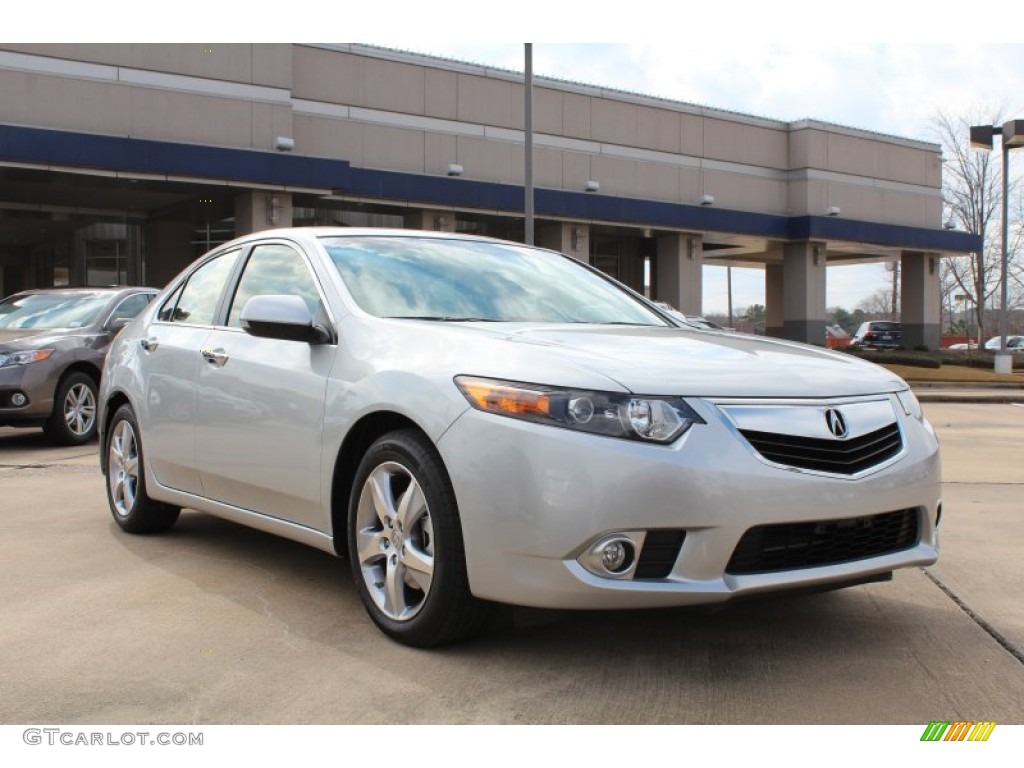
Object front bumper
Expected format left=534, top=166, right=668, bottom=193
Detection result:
left=437, top=394, right=940, bottom=610
left=0, top=360, right=58, bottom=427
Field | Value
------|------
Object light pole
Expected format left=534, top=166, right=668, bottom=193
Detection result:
left=524, top=43, right=534, bottom=246
left=969, top=119, right=1024, bottom=373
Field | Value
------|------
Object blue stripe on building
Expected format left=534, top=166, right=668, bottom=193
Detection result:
left=0, top=123, right=980, bottom=254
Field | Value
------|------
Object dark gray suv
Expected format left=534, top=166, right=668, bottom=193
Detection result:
left=0, top=287, right=157, bottom=445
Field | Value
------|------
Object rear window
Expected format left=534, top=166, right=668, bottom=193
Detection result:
left=870, top=322, right=900, bottom=332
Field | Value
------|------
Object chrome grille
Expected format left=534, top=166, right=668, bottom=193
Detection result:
left=739, top=422, right=902, bottom=475
left=726, top=508, right=920, bottom=575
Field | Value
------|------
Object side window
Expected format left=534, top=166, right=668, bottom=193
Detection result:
left=108, top=293, right=153, bottom=324
left=157, top=283, right=185, bottom=322
left=162, top=250, right=240, bottom=326
left=227, top=244, right=322, bottom=328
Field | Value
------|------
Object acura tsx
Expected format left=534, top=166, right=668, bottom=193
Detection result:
left=99, top=228, right=940, bottom=647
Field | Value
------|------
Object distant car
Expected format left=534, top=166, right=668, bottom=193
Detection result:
left=946, top=340, right=979, bottom=350
left=0, top=287, right=157, bottom=444
left=99, top=228, right=940, bottom=648
left=983, top=335, right=1024, bottom=352
left=852, top=321, right=901, bottom=349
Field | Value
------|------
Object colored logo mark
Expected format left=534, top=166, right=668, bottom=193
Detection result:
left=920, top=721, right=996, bottom=742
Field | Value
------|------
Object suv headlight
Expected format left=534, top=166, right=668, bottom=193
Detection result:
left=0, top=349, right=54, bottom=368
left=455, top=376, right=704, bottom=444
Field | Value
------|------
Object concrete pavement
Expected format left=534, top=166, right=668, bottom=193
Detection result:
left=0, top=405, right=1021, bottom=725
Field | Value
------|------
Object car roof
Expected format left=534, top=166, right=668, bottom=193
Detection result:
left=8, top=287, right=155, bottom=297
left=213, top=227, right=552, bottom=253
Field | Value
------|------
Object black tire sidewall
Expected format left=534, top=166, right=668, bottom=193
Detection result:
left=347, top=430, right=468, bottom=645
left=105, top=403, right=179, bottom=533
left=45, top=371, right=98, bottom=445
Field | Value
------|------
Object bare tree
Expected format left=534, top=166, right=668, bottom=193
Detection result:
left=932, top=110, right=1023, bottom=343
left=858, top=288, right=894, bottom=318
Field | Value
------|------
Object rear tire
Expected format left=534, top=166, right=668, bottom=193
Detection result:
left=44, top=371, right=98, bottom=446
left=348, top=429, right=493, bottom=647
left=105, top=404, right=180, bottom=534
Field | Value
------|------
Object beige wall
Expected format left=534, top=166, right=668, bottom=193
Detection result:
left=0, top=43, right=943, bottom=228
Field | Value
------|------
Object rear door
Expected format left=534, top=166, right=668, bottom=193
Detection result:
left=139, top=250, right=240, bottom=494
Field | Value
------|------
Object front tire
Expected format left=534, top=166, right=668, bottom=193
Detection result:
left=348, top=429, right=493, bottom=647
left=44, top=371, right=98, bottom=445
left=105, top=404, right=180, bottom=534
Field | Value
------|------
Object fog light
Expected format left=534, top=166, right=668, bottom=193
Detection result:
left=581, top=535, right=637, bottom=578
left=601, top=540, right=629, bottom=571
left=11, top=392, right=27, bottom=407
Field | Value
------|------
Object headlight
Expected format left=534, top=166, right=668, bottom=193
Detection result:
left=895, top=388, right=923, bottom=420
left=0, top=349, right=54, bottom=368
left=454, top=376, right=704, bottom=444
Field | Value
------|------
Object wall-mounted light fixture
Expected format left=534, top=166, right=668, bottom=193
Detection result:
left=585, top=180, right=600, bottom=193
left=943, top=220, right=957, bottom=230
left=275, top=136, right=295, bottom=152
left=827, top=206, right=841, bottom=216
left=687, top=238, right=697, bottom=260
left=447, top=163, right=463, bottom=177
left=266, top=195, right=281, bottom=225
left=699, top=194, right=714, bottom=206
left=434, top=215, right=447, bottom=230
left=929, top=255, right=937, bottom=275
left=570, top=226, right=581, bottom=252
left=812, top=245, right=824, bottom=266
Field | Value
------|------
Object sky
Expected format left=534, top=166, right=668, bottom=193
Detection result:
left=21, top=2, right=1024, bottom=316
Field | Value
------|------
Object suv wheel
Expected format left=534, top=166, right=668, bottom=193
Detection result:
left=43, top=371, right=98, bottom=445
left=105, top=404, right=180, bottom=534
left=348, top=430, right=493, bottom=647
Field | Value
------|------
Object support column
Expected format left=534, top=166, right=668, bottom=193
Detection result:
left=900, top=250, right=941, bottom=350
left=234, top=191, right=292, bottom=236
left=765, top=263, right=784, bottom=338
left=144, top=221, right=194, bottom=287
left=538, top=223, right=590, bottom=263
left=782, top=241, right=827, bottom=344
left=655, top=234, right=703, bottom=314
left=404, top=210, right=456, bottom=232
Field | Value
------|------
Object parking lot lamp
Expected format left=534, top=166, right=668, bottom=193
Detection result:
left=969, top=120, right=1024, bottom=373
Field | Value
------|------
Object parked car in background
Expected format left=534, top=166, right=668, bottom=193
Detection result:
left=0, top=287, right=157, bottom=444
left=852, top=321, right=901, bottom=349
left=99, top=229, right=941, bottom=647
left=983, top=335, right=1024, bottom=352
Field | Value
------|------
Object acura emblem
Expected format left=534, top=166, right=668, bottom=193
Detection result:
left=825, top=408, right=848, bottom=438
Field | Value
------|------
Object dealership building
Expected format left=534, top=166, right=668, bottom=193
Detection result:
left=0, top=43, right=978, bottom=347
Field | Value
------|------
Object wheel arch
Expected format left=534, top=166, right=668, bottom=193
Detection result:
left=330, top=411, right=434, bottom=557
left=99, top=389, right=135, bottom=474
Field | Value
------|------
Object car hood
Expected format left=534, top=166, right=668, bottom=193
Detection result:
left=423, top=322, right=908, bottom=399
left=0, top=328, right=63, bottom=350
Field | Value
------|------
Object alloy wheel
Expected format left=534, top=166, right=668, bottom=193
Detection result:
left=108, top=419, right=140, bottom=517
left=64, top=382, right=97, bottom=437
left=355, top=461, right=435, bottom=621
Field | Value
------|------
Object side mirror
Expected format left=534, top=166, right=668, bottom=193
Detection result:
left=106, top=317, right=132, bottom=335
left=239, top=295, right=331, bottom=343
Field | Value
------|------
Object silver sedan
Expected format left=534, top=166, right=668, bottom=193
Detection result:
left=99, top=229, right=940, bottom=647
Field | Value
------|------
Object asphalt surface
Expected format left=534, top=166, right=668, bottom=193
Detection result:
left=0, top=396, right=1022, bottom=725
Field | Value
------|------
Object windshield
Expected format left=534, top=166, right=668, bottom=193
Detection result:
left=0, top=292, right=111, bottom=330
left=323, top=236, right=667, bottom=326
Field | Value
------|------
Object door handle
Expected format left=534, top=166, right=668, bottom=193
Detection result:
left=140, top=337, right=159, bottom=351
left=201, top=348, right=229, bottom=367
